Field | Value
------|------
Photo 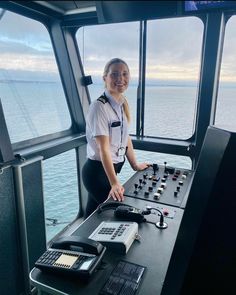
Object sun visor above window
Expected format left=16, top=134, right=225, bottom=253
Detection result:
left=95, top=1, right=179, bottom=24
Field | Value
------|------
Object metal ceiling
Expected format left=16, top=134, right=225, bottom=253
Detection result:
left=34, top=1, right=96, bottom=15
left=0, top=1, right=97, bottom=20
left=1, top=1, right=182, bottom=25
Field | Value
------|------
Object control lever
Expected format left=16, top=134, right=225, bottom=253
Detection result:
left=152, top=163, right=159, bottom=175
left=144, top=206, right=168, bottom=229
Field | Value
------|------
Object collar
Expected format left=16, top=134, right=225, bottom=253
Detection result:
left=104, top=89, right=125, bottom=109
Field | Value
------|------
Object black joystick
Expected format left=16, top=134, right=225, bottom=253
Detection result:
left=134, top=184, right=138, bottom=194
left=138, top=179, right=143, bottom=189
left=143, top=173, right=148, bottom=179
left=152, top=163, right=159, bottom=175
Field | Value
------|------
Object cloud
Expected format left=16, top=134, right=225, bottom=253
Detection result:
left=1, top=9, right=236, bottom=82
left=0, top=37, right=51, bottom=55
left=0, top=52, right=57, bottom=72
left=76, top=16, right=204, bottom=81
left=0, top=10, right=58, bottom=76
left=0, top=10, right=48, bottom=42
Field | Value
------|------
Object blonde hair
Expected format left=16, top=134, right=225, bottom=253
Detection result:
left=103, top=58, right=131, bottom=124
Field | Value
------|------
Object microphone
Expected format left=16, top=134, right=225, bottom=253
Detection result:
left=145, top=206, right=168, bottom=229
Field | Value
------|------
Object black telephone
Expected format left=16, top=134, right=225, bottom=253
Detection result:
left=35, top=236, right=106, bottom=279
left=97, top=201, right=146, bottom=223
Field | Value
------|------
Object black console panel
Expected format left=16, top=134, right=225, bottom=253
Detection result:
left=123, top=163, right=193, bottom=208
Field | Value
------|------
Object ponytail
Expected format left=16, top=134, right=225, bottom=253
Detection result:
left=123, top=97, right=131, bottom=124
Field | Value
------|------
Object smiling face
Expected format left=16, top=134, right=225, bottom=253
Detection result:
left=103, top=62, right=130, bottom=99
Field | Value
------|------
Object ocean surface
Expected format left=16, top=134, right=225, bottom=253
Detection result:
left=1, top=81, right=236, bottom=240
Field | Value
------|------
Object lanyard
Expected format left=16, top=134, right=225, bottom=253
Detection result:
left=109, top=103, right=124, bottom=148
left=99, top=93, right=125, bottom=151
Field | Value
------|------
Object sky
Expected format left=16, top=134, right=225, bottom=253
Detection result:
left=77, top=17, right=204, bottom=82
left=1, top=8, right=236, bottom=83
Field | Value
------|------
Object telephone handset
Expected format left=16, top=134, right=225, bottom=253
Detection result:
left=97, top=201, right=146, bottom=223
left=97, top=201, right=126, bottom=212
left=35, top=236, right=106, bottom=279
left=51, top=236, right=104, bottom=255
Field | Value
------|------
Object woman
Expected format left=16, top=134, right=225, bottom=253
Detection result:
left=82, top=58, right=149, bottom=218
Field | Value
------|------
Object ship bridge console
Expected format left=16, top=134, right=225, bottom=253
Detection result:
left=0, top=1, right=236, bottom=295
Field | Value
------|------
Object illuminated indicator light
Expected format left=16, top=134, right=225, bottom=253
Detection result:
left=163, top=209, right=169, bottom=216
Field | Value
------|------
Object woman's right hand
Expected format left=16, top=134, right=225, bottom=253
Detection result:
left=109, top=183, right=125, bottom=202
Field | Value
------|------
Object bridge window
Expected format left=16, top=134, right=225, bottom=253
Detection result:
left=76, top=18, right=203, bottom=140
left=0, top=10, right=71, bottom=143
left=76, top=22, right=140, bottom=134
left=145, top=17, right=203, bottom=139
left=43, top=150, right=79, bottom=241
left=216, top=16, right=236, bottom=131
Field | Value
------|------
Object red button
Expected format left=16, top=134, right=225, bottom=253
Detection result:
left=163, top=209, right=169, bottom=216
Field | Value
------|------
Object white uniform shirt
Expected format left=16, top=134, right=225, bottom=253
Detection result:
left=86, top=90, right=129, bottom=163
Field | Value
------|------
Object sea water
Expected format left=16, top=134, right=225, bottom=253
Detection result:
left=1, top=81, right=236, bottom=240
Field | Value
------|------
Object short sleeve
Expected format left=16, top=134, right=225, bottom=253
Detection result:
left=87, top=101, right=109, bottom=137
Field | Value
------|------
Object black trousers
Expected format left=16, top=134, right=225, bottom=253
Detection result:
left=82, top=158, right=124, bottom=218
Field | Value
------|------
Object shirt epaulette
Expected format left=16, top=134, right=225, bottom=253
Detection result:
left=97, top=94, right=108, bottom=104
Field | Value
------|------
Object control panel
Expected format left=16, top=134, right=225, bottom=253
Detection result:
left=123, top=163, right=193, bottom=208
